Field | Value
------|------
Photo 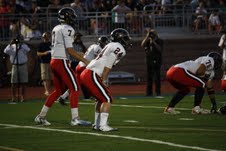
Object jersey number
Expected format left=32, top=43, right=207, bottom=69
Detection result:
left=52, top=30, right=72, bottom=46
left=96, top=47, right=122, bottom=60
left=205, top=60, right=212, bottom=68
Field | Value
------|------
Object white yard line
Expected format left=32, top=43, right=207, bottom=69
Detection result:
left=80, top=102, right=191, bottom=111
left=0, top=145, right=24, bottom=151
left=0, top=123, right=221, bottom=151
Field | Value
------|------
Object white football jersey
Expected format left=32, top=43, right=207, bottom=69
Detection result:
left=78, top=43, right=102, bottom=67
left=175, top=56, right=215, bottom=79
left=86, top=42, right=126, bottom=77
left=51, top=24, right=75, bottom=60
left=218, top=34, right=226, bottom=60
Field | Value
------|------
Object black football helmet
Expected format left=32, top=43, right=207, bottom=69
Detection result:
left=207, top=52, right=223, bottom=70
left=110, top=28, right=132, bottom=49
left=58, top=7, right=77, bottom=26
left=98, top=36, right=110, bottom=48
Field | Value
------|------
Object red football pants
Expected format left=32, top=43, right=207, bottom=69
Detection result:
left=80, top=69, right=112, bottom=103
left=45, top=59, right=79, bottom=108
left=166, top=66, right=206, bottom=94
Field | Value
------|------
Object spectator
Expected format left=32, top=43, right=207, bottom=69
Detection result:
left=4, top=36, right=31, bottom=102
left=0, top=0, right=11, bottom=40
left=8, top=0, right=25, bottom=38
left=89, top=0, right=108, bottom=34
left=193, top=2, right=208, bottom=34
left=141, top=28, right=163, bottom=97
left=37, top=32, right=52, bottom=96
left=164, top=52, right=222, bottom=114
left=208, top=9, right=222, bottom=34
left=160, top=0, right=173, bottom=14
left=48, top=0, right=62, bottom=27
left=80, top=28, right=132, bottom=132
left=112, top=0, right=131, bottom=29
left=34, top=7, right=91, bottom=126
left=66, top=0, right=86, bottom=30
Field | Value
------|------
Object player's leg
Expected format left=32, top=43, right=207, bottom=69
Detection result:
left=60, top=60, right=91, bottom=126
left=80, top=70, right=116, bottom=131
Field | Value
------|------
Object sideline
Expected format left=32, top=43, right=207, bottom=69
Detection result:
left=0, top=123, right=221, bottom=151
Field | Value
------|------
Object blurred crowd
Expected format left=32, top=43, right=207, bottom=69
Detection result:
left=0, top=0, right=226, bottom=41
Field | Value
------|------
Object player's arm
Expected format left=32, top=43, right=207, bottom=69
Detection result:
left=37, top=51, right=50, bottom=56
left=66, top=47, right=89, bottom=65
left=141, top=32, right=150, bottom=47
left=102, top=67, right=111, bottom=87
left=196, top=64, right=206, bottom=77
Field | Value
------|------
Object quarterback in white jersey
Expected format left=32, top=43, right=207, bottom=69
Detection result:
left=80, top=28, right=131, bottom=132
left=164, top=52, right=222, bottom=115
left=34, top=7, right=91, bottom=126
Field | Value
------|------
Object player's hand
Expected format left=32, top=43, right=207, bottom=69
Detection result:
left=103, top=80, right=109, bottom=87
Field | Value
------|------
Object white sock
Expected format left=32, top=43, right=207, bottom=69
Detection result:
left=94, top=112, right=100, bottom=126
left=60, top=90, right=69, bottom=100
left=71, top=108, right=79, bottom=120
left=39, top=105, right=49, bottom=117
left=100, top=112, right=109, bottom=127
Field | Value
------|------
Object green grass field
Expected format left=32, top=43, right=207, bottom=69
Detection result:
left=0, top=95, right=226, bottom=151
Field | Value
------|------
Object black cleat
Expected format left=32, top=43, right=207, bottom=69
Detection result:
left=58, top=98, right=67, bottom=106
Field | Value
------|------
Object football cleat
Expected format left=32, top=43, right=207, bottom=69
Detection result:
left=34, top=115, right=51, bottom=126
left=99, top=125, right=118, bottom=132
left=92, top=124, right=100, bottom=131
left=71, top=118, right=92, bottom=126
left=191, top=106, right=210, bottom=114
left=58, top=97, right=67, bottom=106
left=163, top=107, right=181, bottom=114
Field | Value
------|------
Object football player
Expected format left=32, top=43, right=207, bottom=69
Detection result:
left=218, top=33, right=226, bottom=92
left=164, top=52, right=222, bottom=114
left=80, top=28, right=132, bottom=132
left=34, top=7, right=91, bottom=126
left=58, top=36, right=110, bottom=105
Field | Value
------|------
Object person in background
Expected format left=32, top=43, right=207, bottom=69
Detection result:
left=208, top=9, right=222, bottom=34
left=34, top=7, right=91, bottom=126
left=111, top=0, right=131, bottom=29
left=164, top=52, right=222, bottom=114
left=70, top=32, right=86, bottom=69
left=4, top=36, right=30, bottom=102
left=141, top=28, right=163, bottom=97
left=37, top=31, right=52, bottom=96
left=80, top=28, right=132, bottom=132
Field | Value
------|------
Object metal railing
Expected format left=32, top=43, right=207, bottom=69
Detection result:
left=0, top=5, right=225, bottom=41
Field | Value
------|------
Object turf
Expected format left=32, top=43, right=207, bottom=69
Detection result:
left=0, top=95, right=226, bottom=151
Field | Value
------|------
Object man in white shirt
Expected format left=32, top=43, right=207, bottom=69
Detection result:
left=164, top=52, right=222, bottom=114
left=34, top=7, right=91, bottom=126
left=80, top=28, right=132, bottom=132
left=4, top=36, right=30, bottom=102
